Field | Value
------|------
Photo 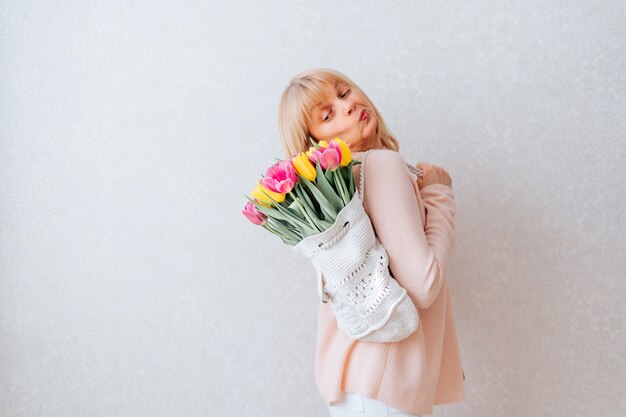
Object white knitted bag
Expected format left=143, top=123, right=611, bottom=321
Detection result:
left=292, top=150, right=420, bottom=343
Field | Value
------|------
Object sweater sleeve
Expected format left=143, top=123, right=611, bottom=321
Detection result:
left=361, top=150, right=456, bottom=309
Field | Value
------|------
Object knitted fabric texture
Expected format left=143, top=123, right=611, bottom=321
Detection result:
left=293, top=149, right=419, bottom=343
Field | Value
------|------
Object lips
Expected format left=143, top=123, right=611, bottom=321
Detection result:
left=360, top=110, right=368, bottom=121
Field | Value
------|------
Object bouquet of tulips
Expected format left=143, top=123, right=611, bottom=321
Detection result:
left=242, top=137, right=420, bottom=342
left=242, top=137, right=360, bottom=245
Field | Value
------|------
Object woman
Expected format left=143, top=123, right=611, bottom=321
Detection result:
left=278, top=68, right=466, bottom=417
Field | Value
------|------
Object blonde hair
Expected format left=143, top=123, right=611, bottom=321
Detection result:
left=278, top=68, right=400, bottom=159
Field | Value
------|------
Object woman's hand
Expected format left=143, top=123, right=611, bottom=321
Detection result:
left=415, top=162, right=452, bottom=189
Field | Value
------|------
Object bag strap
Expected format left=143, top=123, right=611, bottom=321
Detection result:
left=358, top=149, right=372, bottom=200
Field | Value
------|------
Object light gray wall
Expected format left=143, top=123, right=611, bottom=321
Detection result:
left=1, top=1, right=624, bottom=417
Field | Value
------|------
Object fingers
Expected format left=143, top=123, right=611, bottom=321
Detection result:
left=416, top=163, right=446, bottom=177
left=416, top=163, right=433, bottom=178
left=437, top=167, right=451, bottom=187
left=433, top=166, right=451, bottom=186
left=415, top=162, right=452, bottom=187
left=415, top=163, right=429, bottom=182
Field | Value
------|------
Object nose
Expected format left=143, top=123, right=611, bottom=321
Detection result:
left=343, top=101, right=356, bottom=116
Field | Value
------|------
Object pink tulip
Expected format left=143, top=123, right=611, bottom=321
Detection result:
left=242, top=202, right=267, bottom=225
left=308, top=145, right=341, bottom=171
left=259, top=159, right=297, bottom=193
left=327, top=141, right=344, bottom=163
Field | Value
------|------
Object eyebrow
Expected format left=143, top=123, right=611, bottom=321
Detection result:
left=313, top=82, right=340, bottom=110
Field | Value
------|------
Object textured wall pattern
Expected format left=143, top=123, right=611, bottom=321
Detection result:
left=1, top=1, right=624, bottom=417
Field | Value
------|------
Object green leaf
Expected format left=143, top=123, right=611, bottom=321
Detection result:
left=287, top=200, right=305, bottom=221
left=344, top=163, right=354, bottom=196
left=315, top=163, right=344, bottom=213
left=317, top=218, right=334, bottom=229
left=298, top=175, right=337, bottom=222
left=347, top=160, right=360, bottom=195
left=331, top=169, right=348, bottom=204
left=295, top=183, right=318, bottom=217
left=244, top=195, right=291, bottom=222
left=256, top=188, right=318, bottom=236
left=267, top=217, right=301, bottom=241
left=292, top=187, right=324, bottom=232
left=292, top=220, right=318, bottom=239
left=324, top=167, right=333, bottom=183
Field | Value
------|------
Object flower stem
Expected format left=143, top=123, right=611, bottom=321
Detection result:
left=333, top=170, right=349, bottom=205
left=262, top=222, right=286, bottom=239
left=289, top=191, right=322, bottom=233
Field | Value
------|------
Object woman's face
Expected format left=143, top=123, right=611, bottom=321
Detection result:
left=307, top=81, right=379, bottom=151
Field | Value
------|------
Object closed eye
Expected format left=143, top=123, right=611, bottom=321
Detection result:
left=322, top=89, right=351, bottom=122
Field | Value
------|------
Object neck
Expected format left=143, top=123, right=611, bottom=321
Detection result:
left=353, top=146, right=384, bottom=153
left=352, top=136, right=385, bottom=153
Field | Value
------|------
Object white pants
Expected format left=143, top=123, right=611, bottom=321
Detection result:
left=327, top=392, right=422, bottom=417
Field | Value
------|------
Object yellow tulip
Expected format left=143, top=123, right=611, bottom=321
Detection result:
left=319, top=140, right=329, bottom=147
left=292, top=152, right=317, bottom=181
left=332, top=137, right=352, bottom=166
left=251, top=182, right=285, bottom=207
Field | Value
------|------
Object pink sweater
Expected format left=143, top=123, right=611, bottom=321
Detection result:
left=314, top=149, right=466, bottom=416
